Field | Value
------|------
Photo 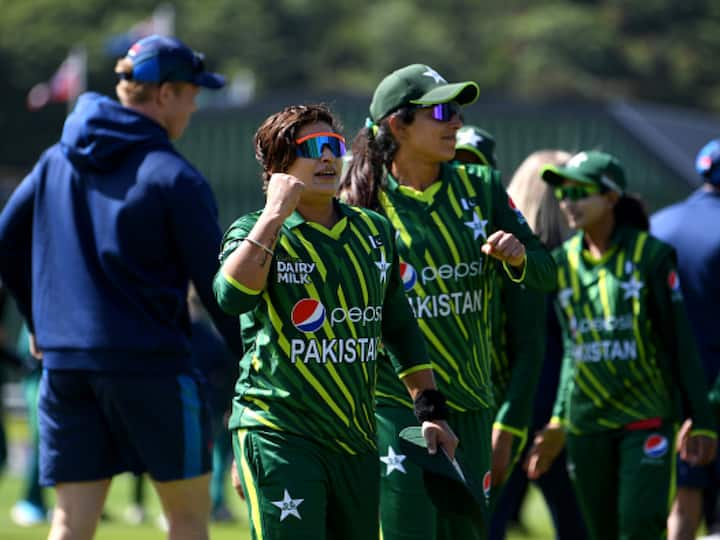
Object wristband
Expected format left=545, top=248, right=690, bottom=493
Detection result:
left=244, top=237, right=274, bottom=257
left=413, top=389, right=449, bottom=423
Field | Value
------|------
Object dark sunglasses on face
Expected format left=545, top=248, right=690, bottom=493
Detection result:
left=421, top=102, right=461, bottom=122
left=554, top=184, right=603, bottom=201
left=295, top=132, right=347, bottom=159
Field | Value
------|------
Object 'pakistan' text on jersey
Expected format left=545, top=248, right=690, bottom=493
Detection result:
left=215, top=200, right=429, bottom=454
left=552, top=227, right=715, bottom=435
left=375, top=162, right=556, bottom=412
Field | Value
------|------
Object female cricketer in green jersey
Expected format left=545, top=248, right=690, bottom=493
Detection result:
left=339, top=65, right=557, bottom=540
left=213, top=104, right=457, bottom=540
left=454, top=129, right=549, bottom=501
left=526, top=150, right=718, bottom=540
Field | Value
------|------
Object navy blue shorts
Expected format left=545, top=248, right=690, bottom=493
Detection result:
left=38, top=368, right=212, bottom=486
left=676, top=452, right=720, bottom=489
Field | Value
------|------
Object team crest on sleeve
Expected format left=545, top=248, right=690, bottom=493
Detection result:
left=291, top=299, right=326, bottom=333
left=507, top=196, right=526, bottom=225
left=667, top=270, right=683, bottom=301
left=219, top=239, right=241, bottom=262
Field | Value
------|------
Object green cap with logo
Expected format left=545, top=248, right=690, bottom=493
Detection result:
left=369, top=64, right=480, bottom=122
left=398, top=427, right=487, bottom=522
left=540, top=150, right=626, bottom=193
left=455, top=125, right=497, bottom=167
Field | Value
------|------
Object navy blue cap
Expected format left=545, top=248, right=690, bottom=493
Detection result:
left=123, top=35, right=225, bottom=89
left=696, top=139, right=720, bottom=186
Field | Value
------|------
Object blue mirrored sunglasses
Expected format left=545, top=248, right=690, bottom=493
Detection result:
left=421, top=102, right=461, bottom=122
left=295, top=132, right=347, bottom=158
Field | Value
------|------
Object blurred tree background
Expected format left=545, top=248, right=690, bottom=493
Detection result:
left=1, top=0, right=720, bottom=169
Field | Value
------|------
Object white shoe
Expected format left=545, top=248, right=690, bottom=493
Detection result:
left=10, top=501, right=47, bottom=527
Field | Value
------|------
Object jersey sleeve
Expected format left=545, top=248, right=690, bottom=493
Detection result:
left=494, top=281, right=546, bottom=436
left=550, top=333, right=574, bottom=428
left=550, top=251, right=573, bottom=428
left=648, top=246, right=717, bottom=436
left=487, top=171, right=557, bottom=292
left=213, top=213, right=265, bottom=316
left=379, top=227, right=431, bottom=378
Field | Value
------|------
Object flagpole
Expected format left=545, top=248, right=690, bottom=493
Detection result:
left=153, top=3, right=175, bottom=35
left=67, top=44, right=87, bottom=115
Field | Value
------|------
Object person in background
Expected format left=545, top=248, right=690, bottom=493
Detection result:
left=9, top=324, right=47, bottom=527
left=0, top=35, right=242, bottom=540
left=187, top=285, right=237, bottom=523
left=452, top=129, right=546, bottom=508
left=215, top=103, right=456, bottom=540
left=489, top=150, right=587, bottom=540
left=339, top=64, right=556, bottom=540
left=125, top=287, right=238, bottom=528
left=651, top=138, right=720, bottom=540
left=454, top=125, right=498, bottom=168
left=527, top=150, right=717, bottom=540
left=0, top=281, right=23, bottom=498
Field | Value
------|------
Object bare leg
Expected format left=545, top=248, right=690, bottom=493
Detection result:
left=153, top=473, right=211, bottom=540
left=668, top=487, right=703, bottom=540
left=48, top=479, right=112, bottom=540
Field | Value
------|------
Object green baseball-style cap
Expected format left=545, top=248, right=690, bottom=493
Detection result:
left=398, top=427, right=488, bottom=520
left=455, top=125, right=497, bottom=167
left=369, top=64, right=480, bottom=122
left=540, top=150, right=626, bottom=193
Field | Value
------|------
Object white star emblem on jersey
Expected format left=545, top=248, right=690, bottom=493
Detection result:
left=464, top=213, right=488, bottom=240
left=271, top=489, right=304, bottom=521
left=380, top=446, right=407, bottom=475
left=375, top=251, right=391, bottom=283
left=422, top=67, right=447, bottom=84
left=456, top=130, right=483, bottom=147
left=619, top=276, right=644, bottom=299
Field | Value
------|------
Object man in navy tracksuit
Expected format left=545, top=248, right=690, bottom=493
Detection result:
left=651, top=139, right=720, bottom=540
left=0, top=35, right=241, bottom=540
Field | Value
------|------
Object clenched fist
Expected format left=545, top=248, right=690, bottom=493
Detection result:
left=264, top=173, right=305, bottom=221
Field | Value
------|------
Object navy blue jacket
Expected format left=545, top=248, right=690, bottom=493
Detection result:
left=651, top=188, right=720, bottom=386
left=0, top=92, right=241, bottom=373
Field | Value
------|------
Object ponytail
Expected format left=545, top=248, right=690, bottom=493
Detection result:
left=338, top=107, right=415, bottom=209
left=614, top=193, right=649, bottom=231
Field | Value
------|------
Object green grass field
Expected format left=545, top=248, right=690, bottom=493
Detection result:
left=0, top=413, right=555, bottom=539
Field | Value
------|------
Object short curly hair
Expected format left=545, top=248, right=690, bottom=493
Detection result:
left=253, top=104, right=342, bottom=191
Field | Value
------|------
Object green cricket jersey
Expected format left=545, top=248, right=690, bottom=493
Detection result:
left=489, top=276, right=545, bottom=438
left=374, top=162, right=556, bottom=412
left=214, top=199, right=430, bottom=455
left=552, top=226, right=716, bottom=435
